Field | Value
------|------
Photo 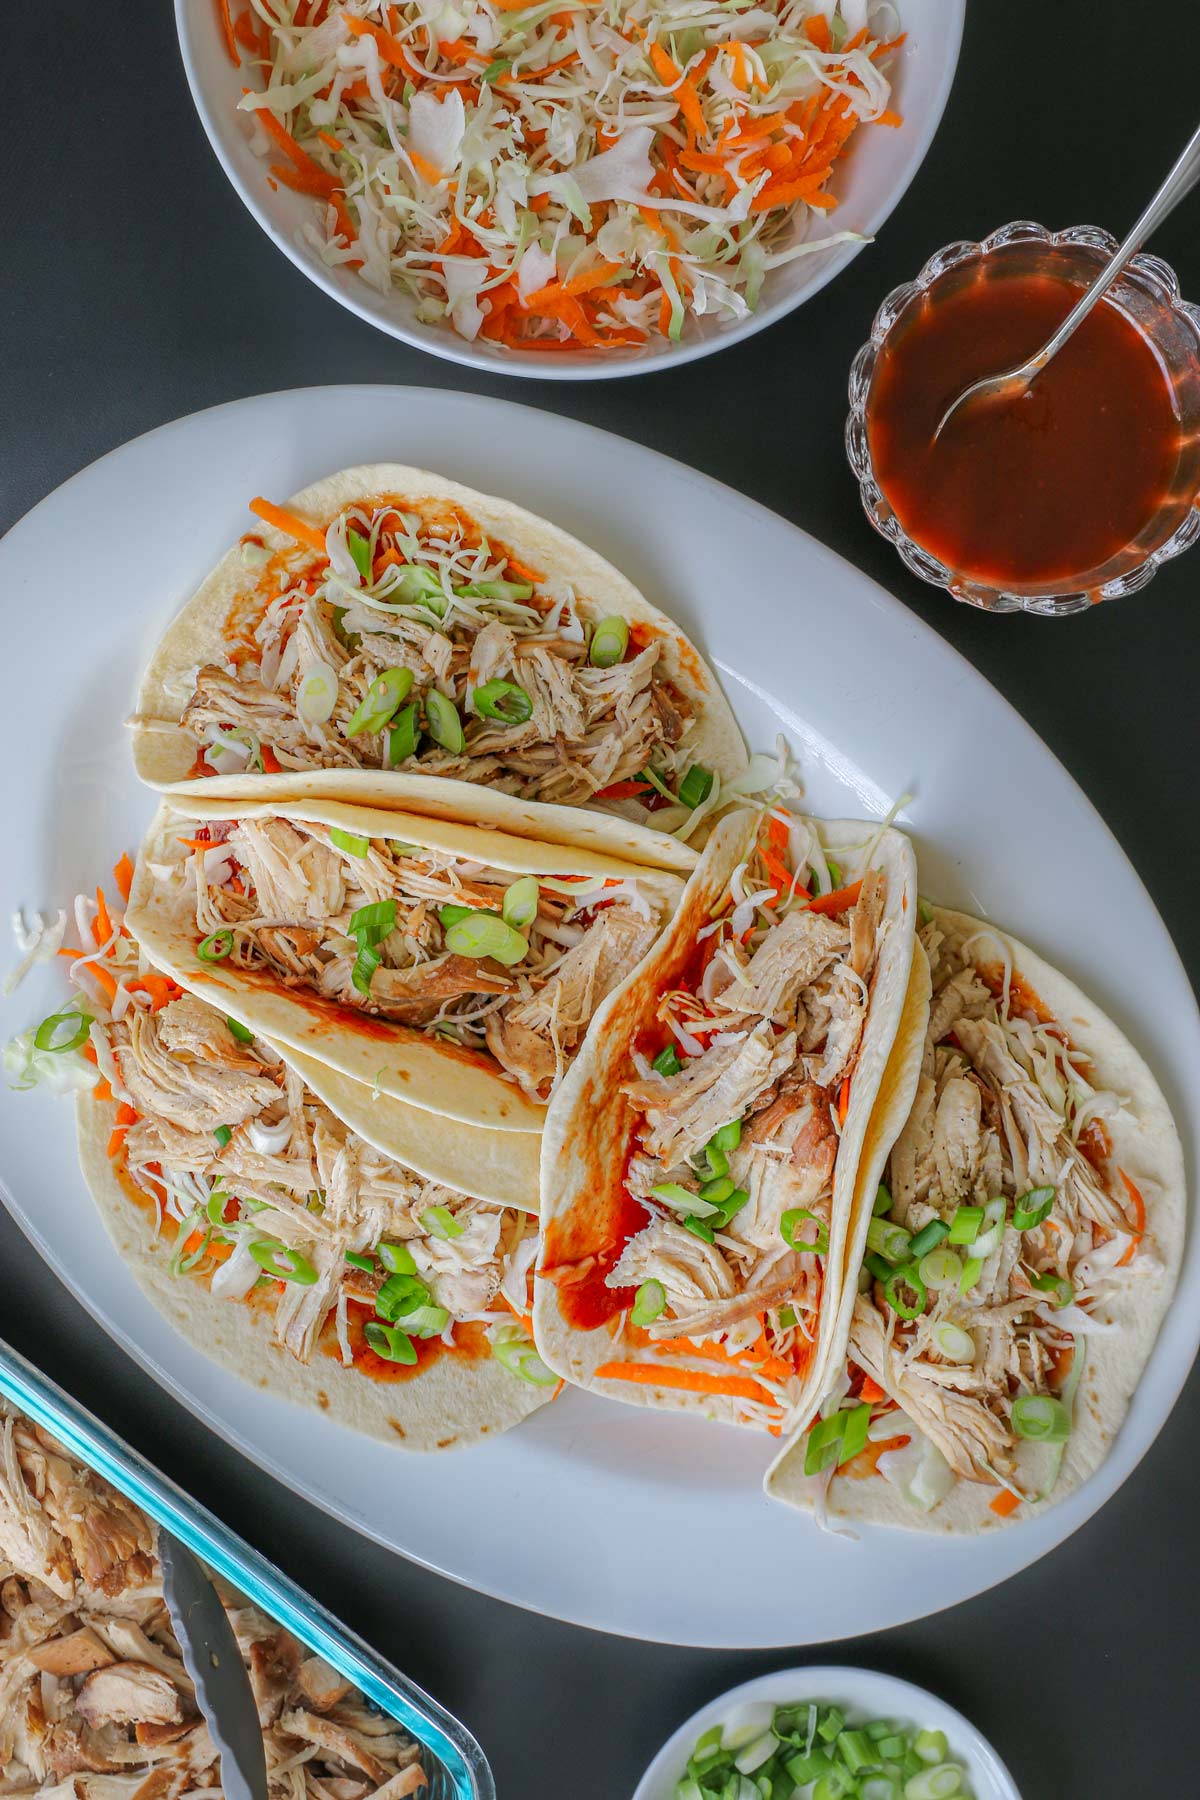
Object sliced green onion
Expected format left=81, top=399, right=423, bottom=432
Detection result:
left=438, top=903, right=473, bottom=929
left=918, top=1247, right=962, bottom=1290
left=425, top=689, right=465, bottom=752
left=491, top=1327, right=559, bottom=1386
left=958, top=1255, right=983, bottom=1294
left=860, top=1778, right=901, bottom=1800
left=197, top=929, right=233, bottom=963
left=205, top=1189, right=231, bottom=1230
left=786, top=1750, right=835, bottom=1787
left=296, top=661, right=339, bottom=725
left=803, top=1402, right=870, bottom=1476
left=651, top=1182, right=719, bottom=1218
left=631, top=1279, right=666, bottom=1326
left=703, top=1143, right=729, bottom=1180
left=932, top=1321, right=975, bottom=1364
left=456, top=579, right=534, bottom=602
left=866, top=1218, right=912, bottom=1264
left=884, top=1263, right=927, bottom=1320
left=385, top=704, right=420, bottom=767
left=226, top=1016, right=254, bottom=1044
left=1012, top=1393, right=1071, bottom=1442
left=865, top=1252, right=895, bottom=1284
left=347, top=527, right=373, bottom=581
left=837, top=1730, right=876, bottom=1774
left=914, top=1731, right=948, bottom=1767
left=501, top=876, right=539, bottom=930
left=904, top=1765, right=963, bottom=1799
left=817, top=1707, right=844, bottom=1744
left=345, top=1250, right=375, bottom=1273
left=967, top=1197, right=1006, bottom=1259
left=777, top=1304, right=797, bottom=1329
left=589, top=614, right=629, bottom=667
left=946, top=1204, right=984, bottom=1245
left=1029, top=1270, right=1074, bottom=1308
left=346, top=666, right=414, bottom=737
left=1013, top=1184, right=1056, bottom=1230
left=698, top=1174, right=735, bottom=1206
left=170, top=1208, right=211, bottom=1277
left=443, top=910, right=529, bottom=966
left=781, top=1208, right=830, bottom=1255
left=390, top=563, right=445, bottom=607
left=212, top=1125, right=232, bottom=1148
left=351, top=942, right=380, bottom=996
left=652, top=1044, right=682, bottom=1077
left=677, top=764, right=714, bottom=810
left=713, top=1187, right=749, bottom=1228
left=349, top=899, right=397, bottom=945
left=249, top=1239, right=318, bottom=1285
left=330, top=827, right=370, bottom=858
left=32, top=1010, right=91, bottom=1054
left=403, top=1303, right=452, bottom=1339
left=683, top=1216, right=715, bottom=1243
left=474, top=678, right=532, bottom=724
left=873, top=1183, right=894, bottom=1216
left=378, top=1241, right=417, bottom=1275
left=422, top=1204, right=465, bottom=1240
left=710, top=1118, right=742, bottom=1153
left=364, top=1321, right=417, bottom=1364
left=907, top=1219, right=949, bottom=1260
left=376, top=1272, right=431, bottom=1321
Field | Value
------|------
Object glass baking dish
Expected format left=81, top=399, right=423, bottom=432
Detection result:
left=0, top=1334, right=494, bottom=1800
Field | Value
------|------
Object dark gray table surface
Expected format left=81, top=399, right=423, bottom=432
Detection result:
left=4, top=3, right=1198, bottom=1795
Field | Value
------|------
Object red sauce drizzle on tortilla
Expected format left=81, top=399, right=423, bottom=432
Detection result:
left=322, top=1302, right=488, bottom=1383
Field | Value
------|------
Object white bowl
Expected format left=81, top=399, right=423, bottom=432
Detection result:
left=633, top=1667, right=1022, bottom=1800
left=175, top=0, right=964, bottom=380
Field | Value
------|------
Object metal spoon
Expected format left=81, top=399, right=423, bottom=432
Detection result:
left=935, top=118, right=1200, bottom=440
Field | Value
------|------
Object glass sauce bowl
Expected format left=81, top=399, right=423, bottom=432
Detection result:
left=847, top=221, right=1200, bottom=614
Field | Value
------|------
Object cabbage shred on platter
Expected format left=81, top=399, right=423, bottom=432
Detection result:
left=223, top=0, right=902, bottom=349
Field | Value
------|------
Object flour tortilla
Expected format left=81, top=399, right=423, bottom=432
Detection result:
left=75, top=1090, right=547, bottom=1452
left=125, top=796, right=683, bottom=1134
left=765, top=908, right=1186, bottom=1530
left=532, top=812, right=919, bottom=1429
left=129, top=462, right=749, bottom=876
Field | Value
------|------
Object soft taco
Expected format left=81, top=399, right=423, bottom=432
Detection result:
left=128, top=464, right=749, bottom=872
left=7, top=900, right=554, bottom=1451
left=533, top=806, right=919, bottom=1431
left=765, top=907, right=1185, bottom=1529
left=124, top=796, right=684, bottom=1133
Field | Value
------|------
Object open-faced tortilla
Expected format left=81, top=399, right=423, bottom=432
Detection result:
left=128, top=463, right=748, bottom=875
left=765, top=907, right=1185, bottom=1530
left=71, top=990, right=551, bottom=1452
left=533, top=808, right=919, bottom=1432
left=125, top=796, right=684, bottom=1133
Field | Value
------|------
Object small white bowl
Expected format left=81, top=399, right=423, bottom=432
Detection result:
left=175, top=0, right=964, bottom=380
left=633, top=1666, right=1021, bottom=1800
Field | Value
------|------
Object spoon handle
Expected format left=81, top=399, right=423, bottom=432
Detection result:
left=1030, top=117, right=1200, bottom=375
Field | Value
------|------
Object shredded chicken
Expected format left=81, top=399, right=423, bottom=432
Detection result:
left=0, top=1402, right=427, bottom=1797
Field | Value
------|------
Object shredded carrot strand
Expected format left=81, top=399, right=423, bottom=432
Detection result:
left=594, top=1361, right=776, bottom=1404
left=990, top=1487, right=1022, bottom=1518
left=1116, top=1170, right=1146, bottom=1266
left=113, top=855, right=134, bottom=903
left=216, top=0, right=240, bottom=65
left=248, top=497, right=327, bottom=556
left=807, top=878, right=864, bottom=917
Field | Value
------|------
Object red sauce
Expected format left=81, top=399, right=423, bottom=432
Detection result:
left=866, top=260, right=1184, bottom=589
left=321, top=1300, right=489, bottom=1383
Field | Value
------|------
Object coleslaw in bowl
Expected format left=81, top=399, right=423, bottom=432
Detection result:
left=177, top=0, right=964, bottom=376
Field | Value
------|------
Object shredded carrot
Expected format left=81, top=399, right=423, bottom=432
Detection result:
left=843, top=1434, right=910, bottom=1480
left=759, top=841, right=794, bottom=901
left=804, top=14, right=832, bottom=51
left=859, top=1374, right=888, bottom=1405
left=1116, top=1170, right=1146, bottom=1266
left=248, top=497, right=327, bottom=556
left=837, top=1076, right=851, bottom=1125
left=990, top=1487, right=1022, bottom=1518
left=594, top=1361, right=775, bottom=1404
left=647, top=42, right=706, bottom=145
left=215, top=0, right=240, bottom=65
left=260, top=744, right=282, bottom=774
left=317, top=130, right=344, bottom=152
left=107, top=1102, right=138, bottom=1159
left=176, top=837, right=215, bottom=853
left=113, top=854, right=134, bottom=903
left=500, top=1292, right=535, bottom=1335
left=93, top=1078, right=113, bottom=1104
left=807, top=878, right=864, bottom=917
left=766, top=810, right=790, bottom=852
left=94, top=887, right=113, bottom=948
left=340, top=13, right=424, bottom=80
left=409, top=150, right=444, bottom=185
left=250, top=104, right=339, bottom=199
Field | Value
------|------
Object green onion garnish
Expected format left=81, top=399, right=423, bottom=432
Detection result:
left=1012, top=1185, right=1056, bottom=1230
left=438, top=903, right=473, bottom=929
left=205, top=1189, right=231, bottom=1230
left=703, top=1143, right=729, bottom=1180
left=226, top=1016, right=254, bottom=1044
left=403, top=1303, right=451, bottom=1339
left=382, top=703, right=418, bottom=768
left=914, top=1731, right=949, bottom=1767
left=907, top=1218, right=950, bottom=1260
left=958, top=1255, right=984, bottom=1295
left=490, top=1326, right=558, bottom=1386
left=588, top=614, right=630, bottom=667
left=683, top=1216, right=715, bottom=1243
left=345, top=1251, right=375, bottom=1273
left=884, top=1263, right=927, bottom=1320
left=376, top=1272, right=431, bottom=1321
left=777, top=1304, right=797, bottom=1329
left=803, top=1402, right=870, bottom=1476
left=351, top=941, right=380, bottom=996
left=677, top=763, right=714, bottom=811
left=197, top=929, right=234, bottom=962
left=781, top=1208, right=830, bottom=1255
left=837, top=1729, right=875, bottom=1774
left=349, top=899, right=397, bottom=945
left=710, top=1118, right=742, bottom=1153
left=946, top=1203, right=984, bottom=1245
left=864, top=1252, right=894, bottom=1284
left=932, top=1320, right=975, bottom=1364
left=364, top=1321, right=417, bottom=1364
left=1012, top=1393, right=1072, bottom=1442
left=425, top=689, right=465, bottom=752
left=501, top=876, right=539, bottom=930
left=330, top=827, right=370, bottom=858
left=651, top=1182, right=720, bottom=1218
left=1029, top=1270, right=1074, bottom=1308
left=249, top=1239, right=318, bottom=1285
left=443, top=909, right=528, bottom=966
left=866, top=1218, right=912, bottom=1264
left=456, top=578, right=533, bottom=602
left=652, top=1043, right=682, bottom=1077
left=918, top=1247, right=962, bottom=1290
left=817, top=1707, right=844, bottom=1744
left=212, top=1125, right=232, bottom=1148
left=378, top=1240, right=417, bottom=1274
left=422, top=1205, right=464, bottom=1240
left=873, top=1183, right=893, bottom=1216
left=473, top=678, right=532, bottom=724
left=904, top=1765, right=967, bottom=1799
left=346, top=527, right=373, bottom=581
left=32, top=1010, right=91, bottom=1054
left=631, top=1279, right=666, bottom=1326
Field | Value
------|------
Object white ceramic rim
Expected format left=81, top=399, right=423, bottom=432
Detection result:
left=173, top=0, right=965, bottom=380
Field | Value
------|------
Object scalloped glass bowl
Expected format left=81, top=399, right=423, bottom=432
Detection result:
left=847, top=221, right=1200, bottom=614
